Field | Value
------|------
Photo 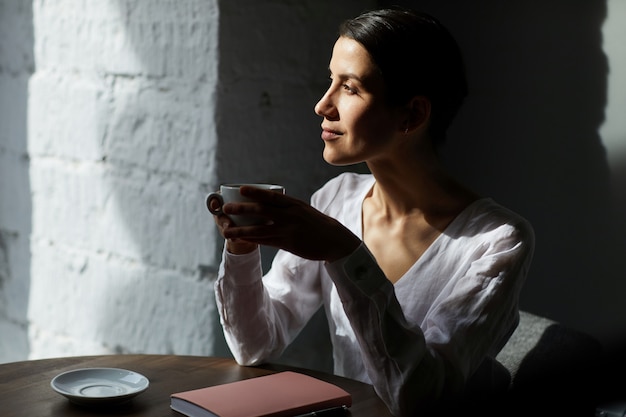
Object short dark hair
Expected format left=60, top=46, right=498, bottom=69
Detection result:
left=339, top=7, right=468, bottom=144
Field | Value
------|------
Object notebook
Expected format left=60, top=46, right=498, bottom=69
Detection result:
left=170, top=371, right=352, bottom=417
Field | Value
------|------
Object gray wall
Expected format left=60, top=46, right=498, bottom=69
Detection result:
left=0, top=0, right=33, bottom=363
left=389, top=0, right=626, bottom=349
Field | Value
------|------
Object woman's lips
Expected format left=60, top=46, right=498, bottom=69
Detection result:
left=321, top=128, right=342, bottom=141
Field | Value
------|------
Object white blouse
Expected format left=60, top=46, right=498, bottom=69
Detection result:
left=214, top=172, right=535, bottom=416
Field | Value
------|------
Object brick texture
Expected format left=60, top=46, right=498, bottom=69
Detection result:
left=0, top=0, right=370, bottom=366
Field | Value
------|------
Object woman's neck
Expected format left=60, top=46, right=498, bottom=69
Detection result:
left=365, top=151, right=479, bottom=221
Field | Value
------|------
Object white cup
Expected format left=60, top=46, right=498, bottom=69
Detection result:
left=206, top=183, right=285, bottom=226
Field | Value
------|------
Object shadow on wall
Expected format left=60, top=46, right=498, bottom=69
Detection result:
left=0, top=0, right=33, bottom=362
left=387, top=0, right=626, bottom=347
left=213, top=1, right=372, bottom=373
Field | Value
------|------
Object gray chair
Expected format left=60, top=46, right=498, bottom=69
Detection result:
left=495, top=311, right=603, bottom=416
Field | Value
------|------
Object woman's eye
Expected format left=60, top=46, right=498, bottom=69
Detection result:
left=342, top=84, right=357, bottom=94
left=326, top=76, right=357, bottom=95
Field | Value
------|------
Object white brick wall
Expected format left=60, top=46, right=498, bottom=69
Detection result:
left=27, top=0, right=224, bottom=359
left=0, top=0, right=370, bottom=365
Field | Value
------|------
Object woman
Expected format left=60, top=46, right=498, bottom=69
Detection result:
left=211, top=7, right=534, bottom=416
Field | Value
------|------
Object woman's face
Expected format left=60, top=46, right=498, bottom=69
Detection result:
left=314, top=36, right=403, bottom=166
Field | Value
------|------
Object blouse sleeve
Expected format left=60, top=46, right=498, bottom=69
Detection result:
left=214, top=247, right=323, bottom=366
left=212, top=173, right=360, bottom=367
left=325, top=221, right=534, bottom=417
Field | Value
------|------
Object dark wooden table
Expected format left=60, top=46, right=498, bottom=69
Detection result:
left=0, top=354, right=393, bottom=416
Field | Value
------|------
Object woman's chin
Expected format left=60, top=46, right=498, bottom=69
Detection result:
left=323, top=156, right=359, bottom=167
left=323, top=151, right=345, bottom=166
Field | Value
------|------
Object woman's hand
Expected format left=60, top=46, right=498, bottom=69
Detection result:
left=209, top=193, right=258, bottom=255
left=219, top=185, right=361, bottom=262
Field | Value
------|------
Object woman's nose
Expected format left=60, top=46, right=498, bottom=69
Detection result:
left=314, top=89, right=338, bottom=120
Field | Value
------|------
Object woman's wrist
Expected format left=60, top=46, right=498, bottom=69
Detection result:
left=225, top=240, right=258, bottom=255
left=325, top=234, right=361, bottom=263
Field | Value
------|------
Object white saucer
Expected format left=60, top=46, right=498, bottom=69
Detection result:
left=51, top=367, right=149, bottom=405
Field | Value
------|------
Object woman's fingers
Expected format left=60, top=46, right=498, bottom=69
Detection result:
left=239, top=185, right=291, bottom=206
left=222, top=198, right=295, bottom=223
left=215, top=189, right=360, bottom=261
left=222, top=201, right=262, bottom=216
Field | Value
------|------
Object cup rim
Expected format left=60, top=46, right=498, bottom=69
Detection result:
left=220, top=183, right=284, bottom=190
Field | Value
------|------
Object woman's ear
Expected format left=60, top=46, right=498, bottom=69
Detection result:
left=401, top=96, right=431, bottom=134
